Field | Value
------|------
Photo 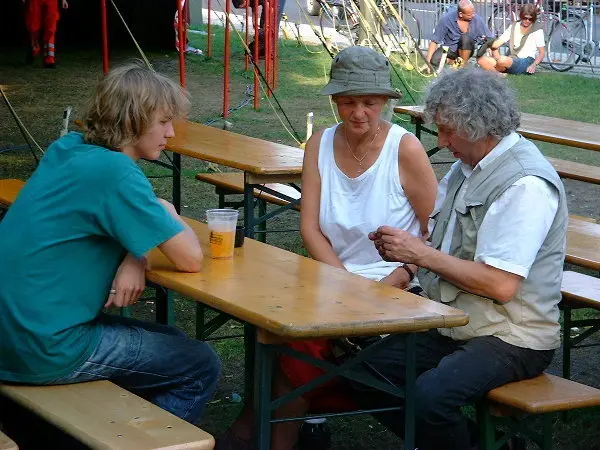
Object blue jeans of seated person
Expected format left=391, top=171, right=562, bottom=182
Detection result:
left=507, top=56, right=535, bottom=75
left=349, top=329, right=554, bottom=450
left=45, top=313, right=221, bottom=424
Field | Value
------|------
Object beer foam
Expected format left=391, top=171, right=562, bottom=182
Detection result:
left=208, top=219, right=237, bottom=232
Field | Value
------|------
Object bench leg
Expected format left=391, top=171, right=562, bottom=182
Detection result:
left=562, top=306, right=572, bottom=380
left=540, top=414, right=554, bottom=450
left=476, top=400, right=498, bottom=450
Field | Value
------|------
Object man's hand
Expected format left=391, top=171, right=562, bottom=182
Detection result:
left=526, top=63, right=537, bottom=74
left=380, top=267, right=411, bottom=290
left=105, top=254, right=146, bottom=308
left=369, top=226, right=429, bottom=265
left=62, top=0, right=69, bottom=8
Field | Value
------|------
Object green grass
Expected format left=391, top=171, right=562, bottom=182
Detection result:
left=1, top=23, right=600, bottom=449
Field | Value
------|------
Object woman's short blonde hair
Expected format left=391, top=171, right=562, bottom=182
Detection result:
left=82, top=62, right=190, bottom=150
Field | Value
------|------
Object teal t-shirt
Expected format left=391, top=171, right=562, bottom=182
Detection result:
left=0, top=132, right=184, bottom=383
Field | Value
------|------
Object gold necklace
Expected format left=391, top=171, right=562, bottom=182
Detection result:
left=344, top=121, right=381, bottom=176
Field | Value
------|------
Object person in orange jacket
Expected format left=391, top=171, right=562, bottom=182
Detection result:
left=23, top=0, right=69, bottom=68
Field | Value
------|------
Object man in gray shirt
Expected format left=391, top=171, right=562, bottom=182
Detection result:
left=352, top=68, right=566, bottom=450
left=427, top=0, right=494, bottom=69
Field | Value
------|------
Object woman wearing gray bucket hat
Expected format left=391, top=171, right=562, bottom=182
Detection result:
left=214, top=47, right=438, bottom=450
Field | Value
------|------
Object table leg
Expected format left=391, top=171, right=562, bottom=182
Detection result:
left=244, top=324, right=256, bottom=400
left=156, top=286, right=175, bottom=325
left=244, top=177, right=255, bottom=238
left=254, top=340, right=274, bottom=450
left=404, top=332, right=417, bottom=450
left=257, top=199, right=267, bottom=243
left=172, top=153, right=182, bottom=214
left=562, top=306, right=572, bottom=380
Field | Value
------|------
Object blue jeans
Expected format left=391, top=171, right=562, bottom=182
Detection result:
left=349, top=329, right=554, bottom=450
left=507, top=56, right=535, bottom=74
left=45, top=314, right=221, bottom=424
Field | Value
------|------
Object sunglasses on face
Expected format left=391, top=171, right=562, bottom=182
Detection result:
left=522, top=16, right=534, bottom=21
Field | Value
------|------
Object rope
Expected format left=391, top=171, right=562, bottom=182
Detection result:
left=109, top=0, right=153, bottom=69
left=0, top=84, right=45, bottom=164
left=290, top=0, right=336, bottom=57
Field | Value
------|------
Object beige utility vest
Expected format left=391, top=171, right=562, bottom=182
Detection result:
left=418, top=137, right=568, bottom=350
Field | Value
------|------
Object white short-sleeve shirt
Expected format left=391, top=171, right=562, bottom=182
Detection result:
left=436, top=132, right=559, bottom=279
left=498, top=24, right=545, bottom=59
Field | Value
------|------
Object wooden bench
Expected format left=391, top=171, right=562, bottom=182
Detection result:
left=477, top=373, right=600, bottom=449
left=0, top=430, right=18, bottom=450
left=0, top=179, right=25, bottom=207
left=0, top=381, right=214, bottom=449
left=195, top=172, right=301, bottom=212
left=567, top=215, right=600, bottom=271
left=560, top=271, right=600, bottom=380
left=394, top=105, right=600, bottom=185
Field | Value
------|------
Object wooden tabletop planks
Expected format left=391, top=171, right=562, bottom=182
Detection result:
left=146, top=219, right=469, bottom=340
left=167, top=121, right=304, bottom=175
left=393, top=105, right=600, bottom=152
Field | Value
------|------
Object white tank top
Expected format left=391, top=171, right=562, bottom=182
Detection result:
left=318, top=123, right=421, bottom=281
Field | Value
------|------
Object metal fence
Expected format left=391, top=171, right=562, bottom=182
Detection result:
left=394, top=0, right=600, bottom=71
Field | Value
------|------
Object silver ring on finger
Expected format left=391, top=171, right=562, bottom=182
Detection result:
left=109, top=289, right=117, bottom=295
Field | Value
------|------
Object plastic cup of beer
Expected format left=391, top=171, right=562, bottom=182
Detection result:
left=206, top=209, right=239, bottom=259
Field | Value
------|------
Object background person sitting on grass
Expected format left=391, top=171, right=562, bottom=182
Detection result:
left=479, top=4, right=546, bottom=75
left=0, top=62, right=220, bottom=425
left=426, top=0, right=494, bottom=70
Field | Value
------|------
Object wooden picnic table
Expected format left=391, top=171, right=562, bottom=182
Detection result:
left=394, top=105, right=600, bottom=152
left=166, top=121, right=304, bottom=239
left=146, top=218, right=469, bottom=450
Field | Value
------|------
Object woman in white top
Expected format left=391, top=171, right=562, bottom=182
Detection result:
left=282, top=45, right=436, bottom=440
left=215, top=47, right=437, bottom=450
left=302, top=46, right=437, bottom=288
left=480, top=4, right=546, bottom=74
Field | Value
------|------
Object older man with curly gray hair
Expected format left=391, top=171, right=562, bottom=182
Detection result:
left=351, top=68, right=568, bottom=450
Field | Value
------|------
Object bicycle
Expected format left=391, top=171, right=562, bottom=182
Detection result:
left=547, top=3, right=599, bottom=71
left=317, top=0, right=421, bottom=54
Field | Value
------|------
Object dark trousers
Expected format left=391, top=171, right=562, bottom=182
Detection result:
left=349, top=329, right=554, bottom=450
left=430, top=34, right=476, bottom=67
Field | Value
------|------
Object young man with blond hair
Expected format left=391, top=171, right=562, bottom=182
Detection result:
left=0, top=63, right=220, bottom=424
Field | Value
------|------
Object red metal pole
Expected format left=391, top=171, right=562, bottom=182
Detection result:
left=264, top=0, right=270, bottom=97
left=223, top=0, right=231, bottom=119
left=207, top=0, right=212, bottom=57
left=244, top=3, right=249, bottom=71
left=253, top=0, right=259, bottom=110
left=100, top=0, right=109, bottom=74
left=177, top=0, right=186, bottom=88
left=272, top=0, right=278, bottom=90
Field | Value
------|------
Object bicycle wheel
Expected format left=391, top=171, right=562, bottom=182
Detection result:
left=547, top=15, right=586, bottom=71
left=378, top=4, right=421, bottom=52
left=539, top=12, right=558, bottom=41
left=487, top=5, right=513, bottom=38
left=319, top=1, right=359, bottom=53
